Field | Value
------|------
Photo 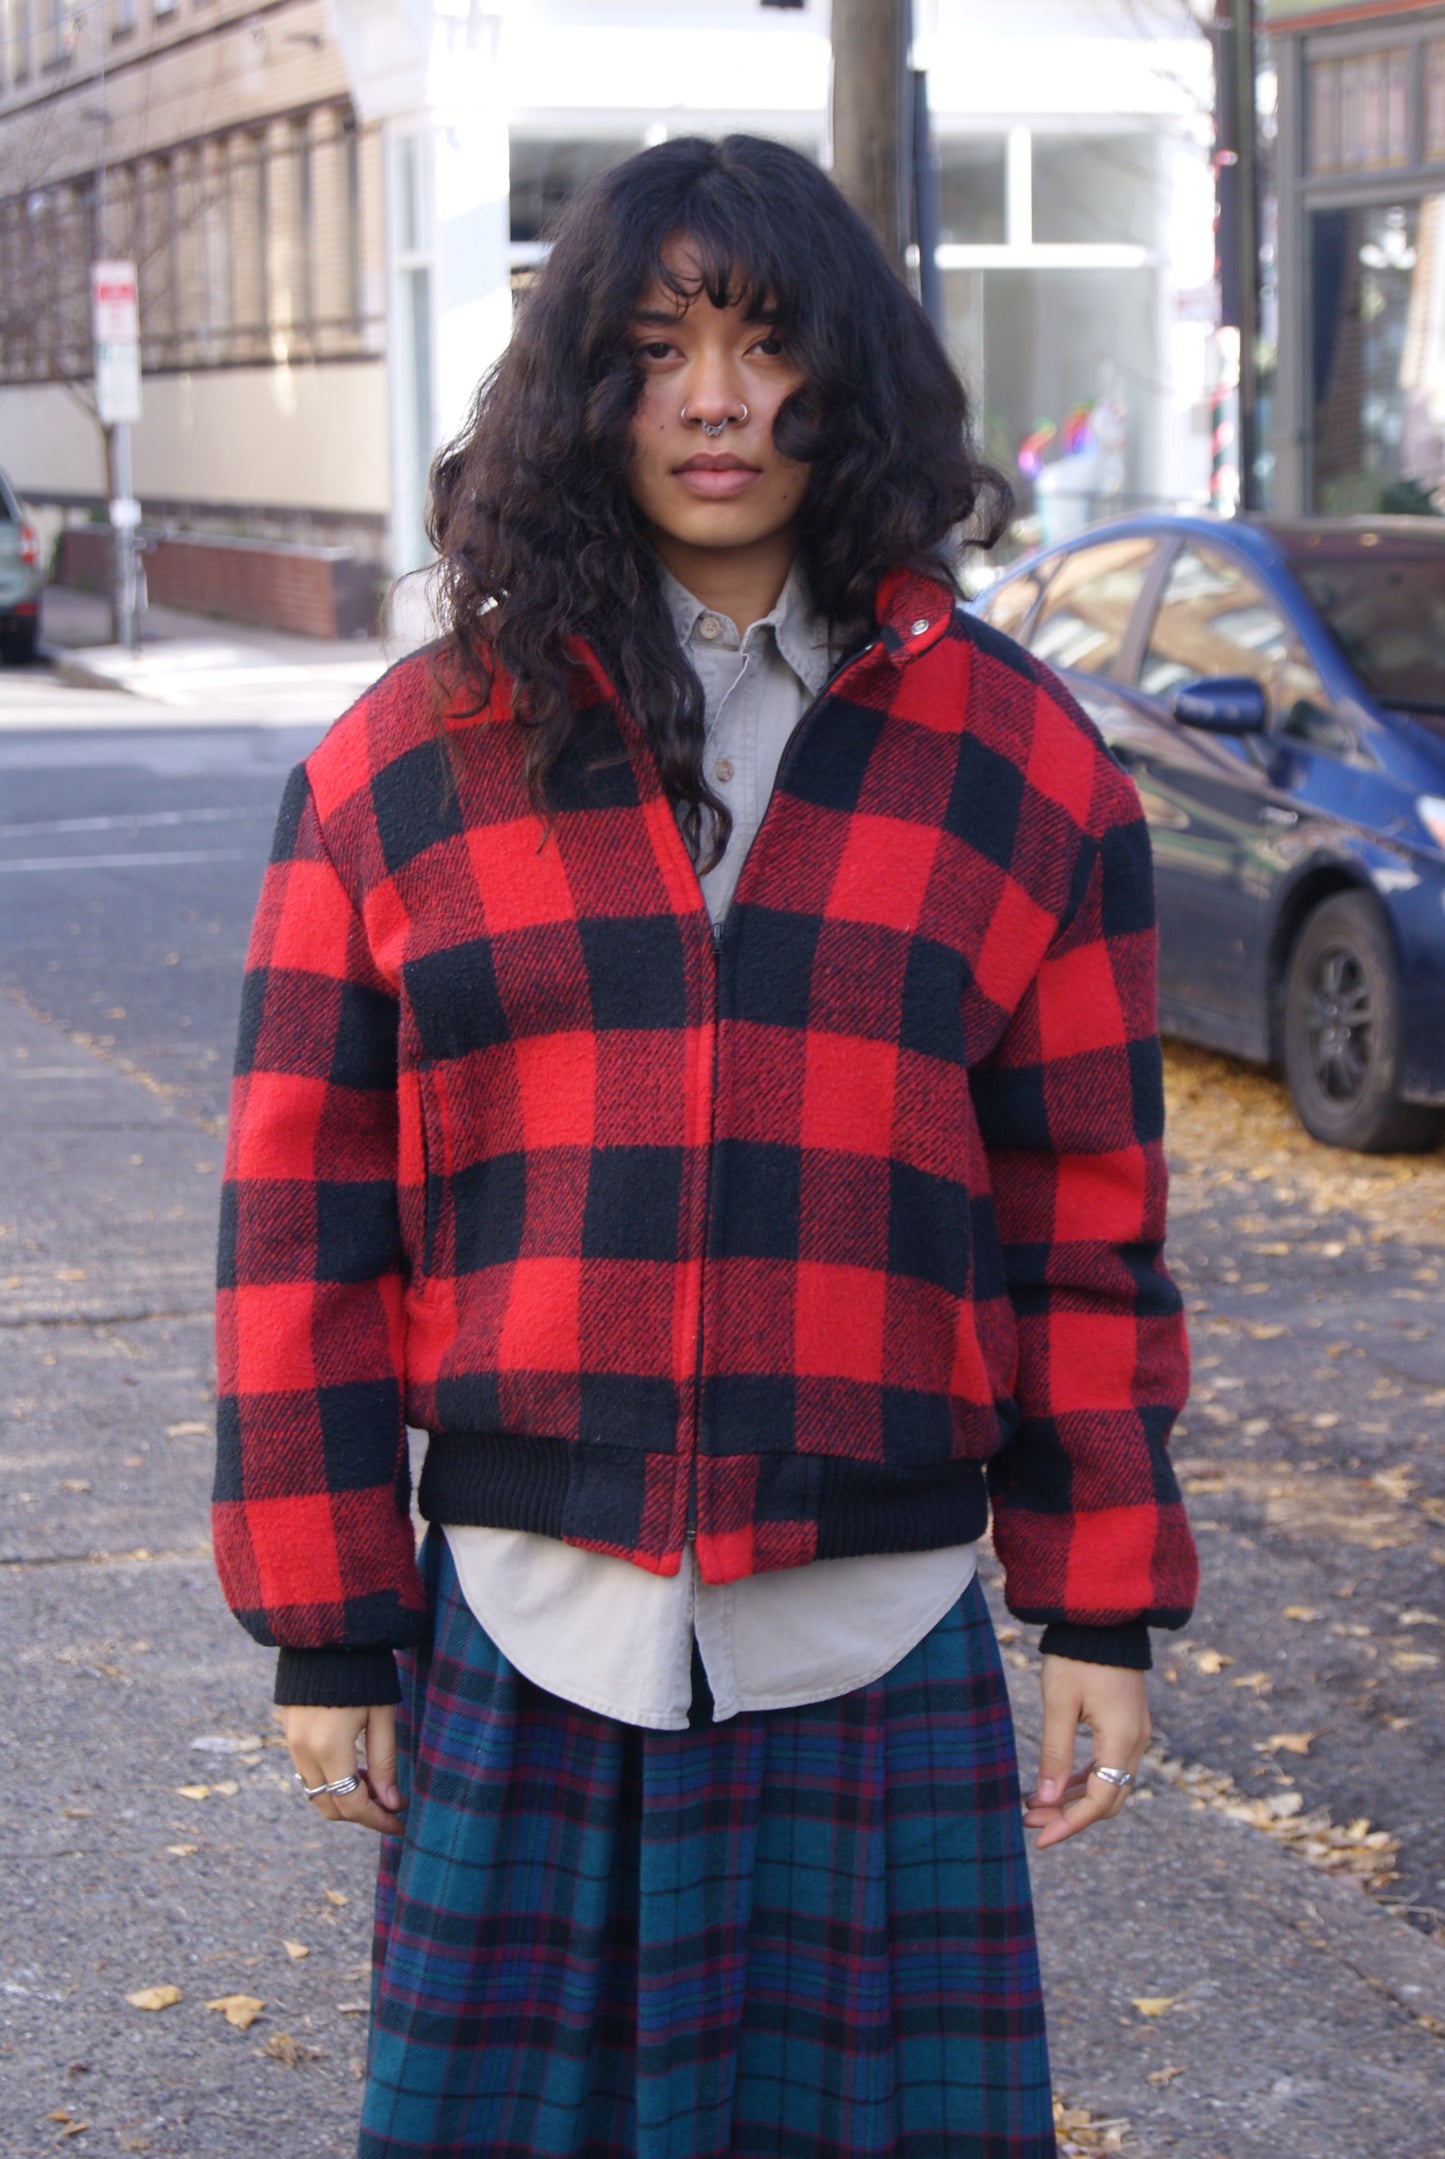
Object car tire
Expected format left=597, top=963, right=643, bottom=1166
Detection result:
left=2, top=617, right=38, bottom=665
left=1282, top=892, right=1441, bottom=1154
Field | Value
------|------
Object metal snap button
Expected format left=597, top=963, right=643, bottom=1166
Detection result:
left=911, top=618, right=930, bottom=635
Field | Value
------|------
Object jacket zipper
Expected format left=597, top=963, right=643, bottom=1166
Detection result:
left=682, top=636, right=880, bottom=1551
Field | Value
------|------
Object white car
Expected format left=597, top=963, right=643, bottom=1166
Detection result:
left=0, top=469, right=43, bottom=663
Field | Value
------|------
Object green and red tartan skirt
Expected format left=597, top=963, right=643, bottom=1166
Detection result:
left=360, top=1532, right=1055, bottom=2158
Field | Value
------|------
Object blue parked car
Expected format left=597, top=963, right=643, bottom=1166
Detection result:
left=971, top=514, right=1445, bottom=1152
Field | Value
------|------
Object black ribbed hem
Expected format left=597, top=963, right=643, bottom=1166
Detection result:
left=274, top=1645, right=401, bottom=1707
left=419, top=1430, right=993, bottom=1569
left=1039, top=1621, right=1152, bottom=1670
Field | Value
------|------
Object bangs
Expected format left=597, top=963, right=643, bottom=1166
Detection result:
left=641, top=225, right=784, bottom=327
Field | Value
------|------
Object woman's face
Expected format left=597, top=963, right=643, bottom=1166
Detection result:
left=624, top=250, right=810, bottom=564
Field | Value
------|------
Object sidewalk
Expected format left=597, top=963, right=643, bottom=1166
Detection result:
left=27, top=582, right=435, bottom=729
left=3, top=986, right=1444, bottom=2154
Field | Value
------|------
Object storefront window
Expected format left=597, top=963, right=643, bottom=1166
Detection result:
left=938, top=138, right=1006, bottom=246
left=1310, top=196, right=1445, bottom=516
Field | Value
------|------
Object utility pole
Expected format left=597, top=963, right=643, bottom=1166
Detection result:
left=1212, top=0, right=1261, bottom=510
left=830, top=0, right=913, bottom=272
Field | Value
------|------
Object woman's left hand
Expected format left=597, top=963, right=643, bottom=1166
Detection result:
left=1024, top=1657, right=1150, bottom=1849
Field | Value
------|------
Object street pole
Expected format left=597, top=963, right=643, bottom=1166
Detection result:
left=1213, top=0, right=1261, bottom=511
left=830, top=0, right=913, bottom=273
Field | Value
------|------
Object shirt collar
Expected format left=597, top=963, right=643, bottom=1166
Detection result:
left=660, top=561, right=834, bottom=699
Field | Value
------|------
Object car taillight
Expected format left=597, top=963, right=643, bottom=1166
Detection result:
left=19, top=522, right=39, bottom=568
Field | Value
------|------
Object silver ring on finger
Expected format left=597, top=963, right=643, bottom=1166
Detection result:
left=293, top=1770, right=362, bottom=1800
left=1089, top=1764, right=1134, bottom=1790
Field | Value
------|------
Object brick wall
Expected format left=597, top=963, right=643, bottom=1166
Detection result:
left=55, top=527, right=381, bottom=639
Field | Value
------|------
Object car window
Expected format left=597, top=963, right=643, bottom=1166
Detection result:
left=1140, top=543, right=1345, bottom=751
left=979, top=567, right=1046, bottom=640
left=1025, top=538, right=1154, bottom=679
left=0, top=474, right=18, bottom=524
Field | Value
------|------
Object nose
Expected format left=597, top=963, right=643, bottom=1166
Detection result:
left=682, top=354, right=746, bottom=429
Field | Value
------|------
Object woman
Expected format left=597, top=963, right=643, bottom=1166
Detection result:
left=214, top=134, right=1197, bottom=2158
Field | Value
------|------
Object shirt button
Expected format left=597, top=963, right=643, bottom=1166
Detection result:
left=698, top=615, right=723, bottom=642
left=911, top=618, right=930, bottom=635
left=714, top=758, right=735, bottom=783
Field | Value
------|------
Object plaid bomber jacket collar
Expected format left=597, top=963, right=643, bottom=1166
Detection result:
left=214, top=568, right=1197, bottom=1707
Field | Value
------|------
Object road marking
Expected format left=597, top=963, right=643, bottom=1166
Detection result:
left=0, top=806, right=256, bottom=838
left=0, top=846, right=252, bottom=871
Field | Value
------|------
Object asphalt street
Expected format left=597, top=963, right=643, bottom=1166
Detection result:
left=2, top=658, right=1443, bottom=2158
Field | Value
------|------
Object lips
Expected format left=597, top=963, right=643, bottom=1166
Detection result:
left=674, top=453, right=757, bottom=474
left=672, top=453, right=761, bottom=500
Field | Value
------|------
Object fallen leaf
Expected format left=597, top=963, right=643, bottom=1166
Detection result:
left=58, top=2124, right=90, bottom=2141
left=210, top=1779, right=239, bottom=1798
left=175, top=1784, right=210, bottom=1801
left=165, top=1843, right=199, bottom=1858
left=55, top=1267, right=88, bottom=1282
left=45, top=2113, right=72, bottom=2125
left=1232, top=1671, right=1273, bottom=1692
left=258, top=2031, right=322, bottom=2067
left=1259, top=1732, right=1320, bottom=1756
left=1194, top=1648, right=1234, bottom=1674
left=116, top=2138, right=152, bottom=2154
left=63, top=1807, right=95, bottom=1820
left=58, top=1479, right=91, bottom=1494
left=324, top=1889, right=348, bottom=1908
left=190, top=1733, right=266, bottom=1756
left=125, top=1984, right=182, bottom=2012
left=206, top=1994, right=265, bottom=2031
left=1283, top=1606, right=1319, bottom=1622
left=1389, top=1650, right=1439, bottom=1671
left=336, top=1999, right=369, bottom=2015
left=1398, top=1609, right=1440, bottom=1628
left=283, top=1940, right=310, bottom=1961
left=1131, top=1995, right=1184, bottom=2017
left=1146, top=2065, right=1185, bottom=2085
left=166, top=1421, right=209, bottom=1438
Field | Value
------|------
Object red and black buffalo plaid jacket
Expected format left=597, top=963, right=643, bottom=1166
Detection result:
left=214, top=570, right=1197, bottom=1706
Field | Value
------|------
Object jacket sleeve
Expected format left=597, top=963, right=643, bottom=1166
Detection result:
left=213, top=764, right=426, bottom=1707
left=972, top=755, right=1197, bottom=1668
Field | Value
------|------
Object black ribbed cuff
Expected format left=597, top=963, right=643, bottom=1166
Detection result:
left=274, top=1645, right=401, bottom=1707
left=1038, top=1621, right=1152, bottom=1670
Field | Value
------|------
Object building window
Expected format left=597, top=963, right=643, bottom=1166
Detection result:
left=1428, top=42, right=1445, bottom=167
left=0, top=102, right=374, bottom=387
left=1307, top=49, right=1412, bottom=177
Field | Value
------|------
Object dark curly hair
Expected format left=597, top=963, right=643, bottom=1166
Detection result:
left=428, top=132, right=1010, bottom=866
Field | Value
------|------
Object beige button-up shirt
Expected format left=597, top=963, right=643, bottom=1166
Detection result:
left=443, top=566, right=977, bottom=1727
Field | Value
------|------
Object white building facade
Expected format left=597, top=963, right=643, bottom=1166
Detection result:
left=0, top=0, right=1218, bottom=587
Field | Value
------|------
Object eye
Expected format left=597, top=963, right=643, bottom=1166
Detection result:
left=750, top=334, right=785, bottom=357
left=632, top=339, right=678, bottom=364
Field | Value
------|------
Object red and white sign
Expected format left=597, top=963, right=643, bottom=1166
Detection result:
left=91, top=259, right=142, bottom=426
left=90, top=259, right=139, bottom=345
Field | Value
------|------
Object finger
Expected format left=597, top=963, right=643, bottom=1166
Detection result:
left=1022, top=1763, right=1091, bottom=1824
left=1031, top=1689, right=1081, bottom=1809
left=363, top=1704, right=404, bottom=1815
left=1033, top=1779, right=1117, bottom=1849
left=318, top=1750, right=405, bottom=1837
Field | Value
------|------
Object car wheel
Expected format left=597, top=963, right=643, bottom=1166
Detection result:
left=2, top=617, right=38, bottom=665
left=1282, top=892, right=1441, bottom=1153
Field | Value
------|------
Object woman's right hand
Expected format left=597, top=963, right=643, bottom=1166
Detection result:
left=282, top=1703, right=407, bottom=1836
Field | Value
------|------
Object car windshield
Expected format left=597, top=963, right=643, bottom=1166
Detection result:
left=1278, top=541, right=1445, bottom=714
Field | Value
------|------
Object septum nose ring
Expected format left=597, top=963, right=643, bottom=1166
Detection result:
left=682, top=403, right=748, bottom=438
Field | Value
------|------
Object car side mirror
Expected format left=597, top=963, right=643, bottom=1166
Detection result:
left=1171, top=677, right=1269, bottom=734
